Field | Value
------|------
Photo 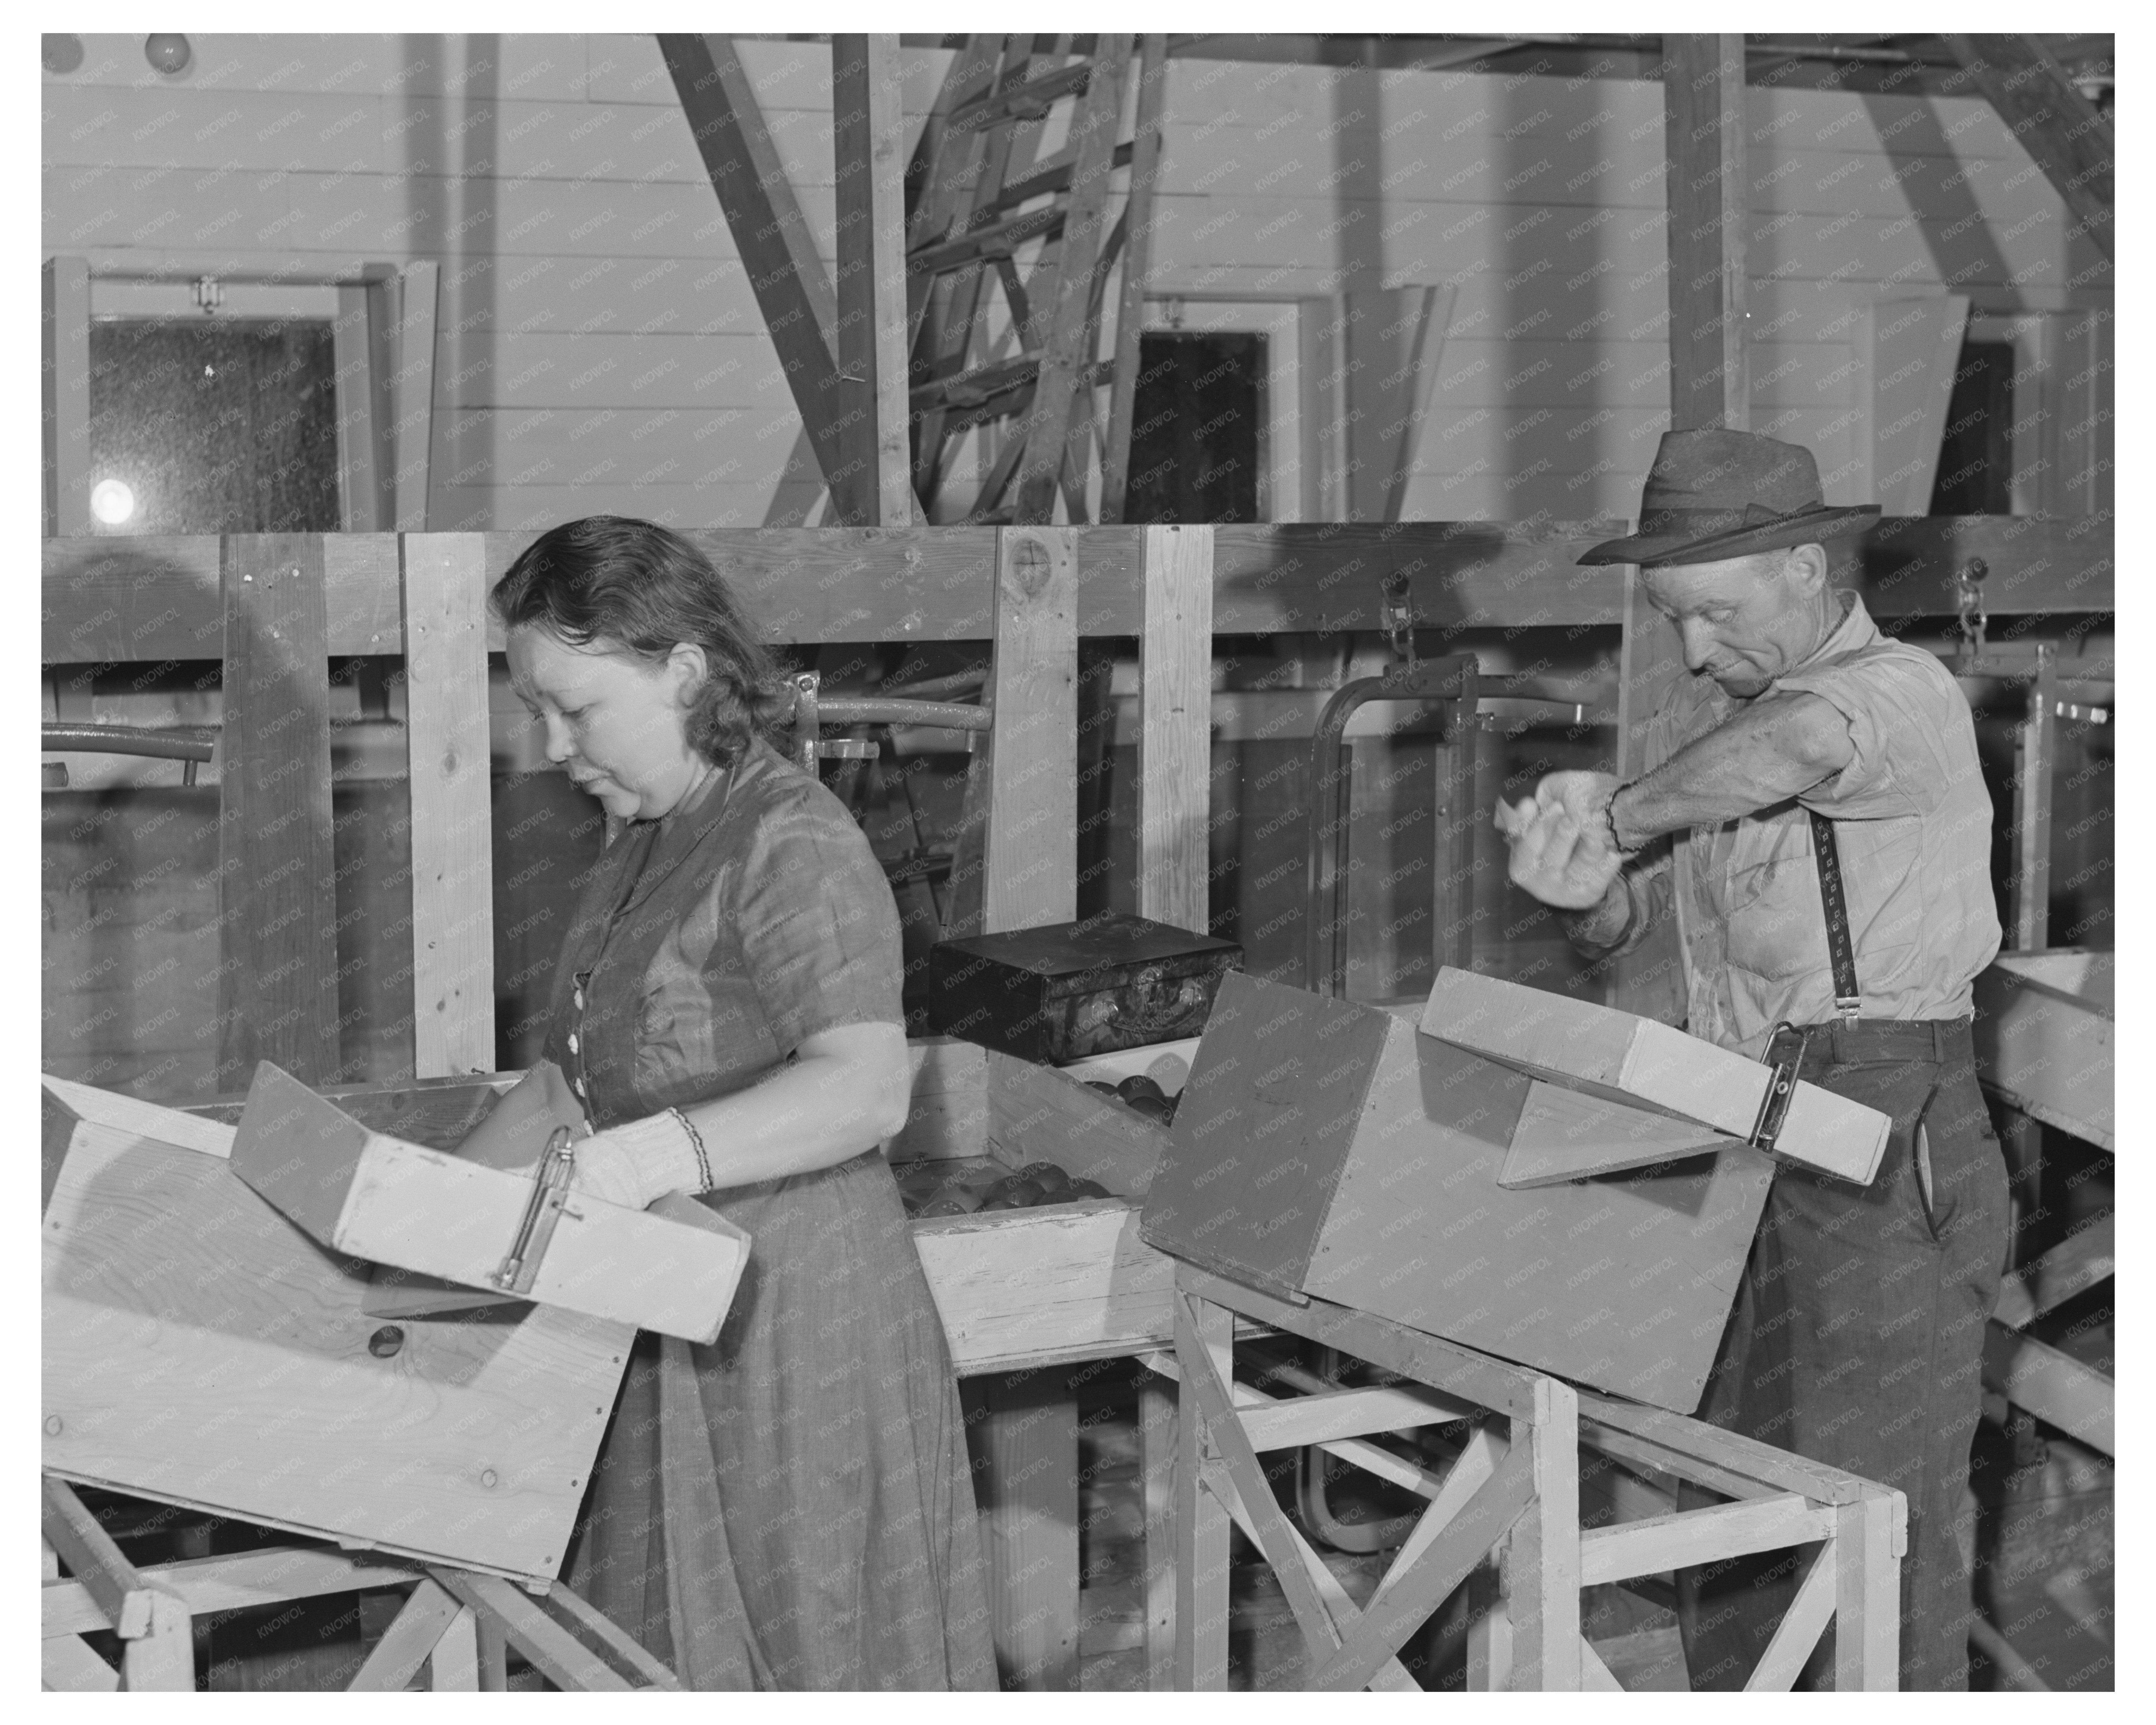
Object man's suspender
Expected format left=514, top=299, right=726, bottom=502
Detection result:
left=1808, top=808, right=1862, bottom=1022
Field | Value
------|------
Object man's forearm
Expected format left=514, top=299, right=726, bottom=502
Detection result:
left=1610, top=690, right=1851, bottom=847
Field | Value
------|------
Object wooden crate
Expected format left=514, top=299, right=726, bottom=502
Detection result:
left=903, top=1037, right=1184, bottom=1374
left=230, top=1062, right=749, bottom=1344
left=1973, top=949, right=2113, bottom=1150
left=1142, top=972, right=1779, bottom=1413
left=42, top=1079, right=630, bottom=1582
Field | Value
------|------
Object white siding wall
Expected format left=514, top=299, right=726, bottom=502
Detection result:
left=44, top=35, right=2110, bottom=530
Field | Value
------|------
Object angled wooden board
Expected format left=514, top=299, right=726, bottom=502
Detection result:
left=1419, top=966, right=1888, bottom=1185
left=1497, top=1080, right=1727, bottom=1189
left=41, top=1081, right=627, bottom=1582
left=1974, top=950, right=2113, bottom=1150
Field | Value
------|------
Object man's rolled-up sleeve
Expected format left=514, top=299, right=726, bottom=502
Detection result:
left=1777, top=648, right=1964, bottom=821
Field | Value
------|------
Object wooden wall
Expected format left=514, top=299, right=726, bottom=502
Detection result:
left=44, top=35, right=2111, bottom=531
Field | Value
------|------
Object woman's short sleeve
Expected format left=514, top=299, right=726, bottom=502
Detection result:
left=732, top=784, right=904, bottom=1053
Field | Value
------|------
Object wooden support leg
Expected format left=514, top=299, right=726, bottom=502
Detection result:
left=476, top=1612, right=510, bottom=1692
left=1832, top=1491, right=1901, bottom=1690
left=349, top=1579, right=463, bottom=1692
left=975, top=1373, right=1081, bottom=1689
left=1140, top=1372, right=1177, bottom=1690
left=119, top=1592, right=194, bottom=1692
left=1174, top=1288, right=1233, bottom=1690
left=1505, top=1378, right=1582, bottom=1690
left=1465, top=1563, right=1511, bottom=1691
left=427, top=1607, right=478, bottom=1690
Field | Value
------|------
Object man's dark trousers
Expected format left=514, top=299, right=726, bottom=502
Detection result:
left=1675, top=1019, right=2010, bottom=1691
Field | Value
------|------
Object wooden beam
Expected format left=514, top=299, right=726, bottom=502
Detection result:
left=42, top=256, right=91, bottom=537
left=657, top=35, right=849, bottom=507
left=1173, top=1286, right=1235, bottom=1690
left=1011, top=37, right=1132, bottom=523
left=39, top=515, right=2113, bottom=665
left=1663, top=34, right=1748, bottom=432
left=333, top=285, right=385, bottom=531
left=1832, top=1491, right=1900, bottom=1688
left=401, top=534, right=496, bottom=1077
left=831, top=35, right=917, bottom=526
left=348, top=1579, right=463, bottom=1691
left=44, top=1546, right=422, bottom=1638
left=1136, top=525, right=1213, bottom=933
left=1938, top=35, right=2114, bottom=261
left=1578, top=1494, right=1833, bottom=1586
left=218, top=536, right=341, bottom=1089
left=428, top=1569, right=636, bottom=1692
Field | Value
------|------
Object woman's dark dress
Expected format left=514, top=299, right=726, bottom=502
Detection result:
left=548, top=738, right=994, bottom=1690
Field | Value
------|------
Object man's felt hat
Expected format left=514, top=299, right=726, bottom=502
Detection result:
left=1577, top=429, right=1880, bottom=567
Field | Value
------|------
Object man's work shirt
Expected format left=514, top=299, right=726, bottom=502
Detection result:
left=1604, top=592, right=2000, bottom=1057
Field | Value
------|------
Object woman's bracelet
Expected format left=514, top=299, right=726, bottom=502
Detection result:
left=669, top=1106, right=713, bottom=1190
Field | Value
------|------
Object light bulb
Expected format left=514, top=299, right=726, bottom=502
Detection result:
left=91, top=479, right=136, bottom=526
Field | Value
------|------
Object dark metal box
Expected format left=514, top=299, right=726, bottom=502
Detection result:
left=928, top=913, right=1242, bottom=1063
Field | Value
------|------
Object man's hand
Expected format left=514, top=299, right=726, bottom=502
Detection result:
left=1496, top=770, right=1625, bottom=910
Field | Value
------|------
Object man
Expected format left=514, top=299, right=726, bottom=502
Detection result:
left=1500, top=429, right=2009, bottom=1690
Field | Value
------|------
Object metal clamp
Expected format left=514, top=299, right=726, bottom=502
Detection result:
left=1748, top=1024, right=1816, bottom=1153
left=491, top=1127, right=577, bottom=1296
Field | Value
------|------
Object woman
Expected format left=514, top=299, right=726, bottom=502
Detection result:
left=494, top=516, right=994, bottom=1690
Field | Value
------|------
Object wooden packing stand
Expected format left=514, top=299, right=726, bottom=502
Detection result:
left=1160, top=1262, right=1907, bottom=1692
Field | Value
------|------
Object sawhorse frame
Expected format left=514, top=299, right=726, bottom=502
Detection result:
left=40, top=1476, right=679, bottom=1693
left=1164, top=1264, right=1907, bottom=1691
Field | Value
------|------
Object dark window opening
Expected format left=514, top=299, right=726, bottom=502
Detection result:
left=1124, top=331, right=1265, bottom=524
left=87, top=317, right=342, bottom=534
left=1929, top=336, right=2016, bottom=515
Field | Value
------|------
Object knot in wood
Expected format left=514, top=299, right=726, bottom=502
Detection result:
left=1007, top=538, right=1053, bottom=602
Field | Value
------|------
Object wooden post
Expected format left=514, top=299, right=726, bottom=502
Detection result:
left=391, top=260, right=440, bottom=532
left=42, top=255, right=91, bottom=537
left=981, top=526, right=1080, bottom=933
left=334, top=284, right=386, bottom=531
left=1137, top=525, right=1213, bottom=934
left=1504, top=1378, right=1582, bottom=1690
left=427, top=1606, right=480, bottom=1690
left=1173, top=1285, right=1233, bottom=1690
left=218, top=535, right=341, bottom=1089
left=402, top=534, right=497, bottom=1077
left=975, top=1372, right=1083, bottom=1689
left=2012, top=644, right=2057, bottom=949
left=1099, top=35, right=1170, bottom=526
left=831, top=35, right=916, bottom=527
left=1832, top=1491, right=1901, bottom=1689
left=1662, top=34, right=1749, bottom=433
left=1613, top=32, right=1749, bottom=1022
left=1140, top=1372, right=1178, bottom=1690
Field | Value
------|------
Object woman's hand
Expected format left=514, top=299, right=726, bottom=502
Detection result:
left=1497, top=770, right=1626, bottom=910
left=561, top=1111, right=704, bottom=1211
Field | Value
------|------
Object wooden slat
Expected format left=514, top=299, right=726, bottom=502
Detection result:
left=1579, top=1493, right=1832, bottom=1586
left=975, top=1372, right=1081, bottom=1690
left=348, top=1579, right=463, bottom=1691
left=1992, top=1215, right=2114, bottom=1330
left=831, top=35, right=916, bottom=527
left=1099, top=36, right=1169, bottom=525
left=657, top=35, right=847, bottom=503
left=1139, top=1374, right=1176, bottom=1690
left=2013, top=644, right=2057, bottom=949
left=45, top=1546, right=420, bottom=1637
left=1235, top=1382, right=1480, bottom=1453
left=1743, top=1544, right=1839, bottom=1691
left=1576, top=1389, right=1867, bottom=1505
left=391, top=261, right=440, bottom=532
left=1367, top=1427, right=1506, bottom=1612
left=401, top=534, right=496, bottom=1077
left=218, top=535, right=340, bottom=1087
left=334, top=285, right=384, bottom=531
left=1983, top=1323, right=2113, bottom=1455
left=39, top=516, right=2114, bottom=664
left=42, top=1635, right=119, bottom=1693
left=1304, top=1440, right=1537, bottom=1691
left=1176, top=1264, right=1545, bottom=1423
left=544, top=1581, right=683, bottom=1690
left=1663, top=34, right=1749, bottom=431
left=1010, top=36, right=1131, bottom=523
left=982, top=526, right=1079, bottom=932
left=42, top=256, right=91, bottom=537
left=1136, top=525, right=1213, bottom=933
left=427, top=1607, right=479, bottom=1690
left=42, top=1477, right=155, bottom=1640
left=428, top=1568, right=634, bottom=1692
left=1939, top=35, right=2114, bottom=260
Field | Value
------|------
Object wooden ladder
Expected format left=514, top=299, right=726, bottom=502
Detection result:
left=904, top=35, right=1167, bottom=525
